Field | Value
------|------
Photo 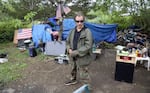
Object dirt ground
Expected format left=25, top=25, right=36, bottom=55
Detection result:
left=1, top=49, right=150, bottom=93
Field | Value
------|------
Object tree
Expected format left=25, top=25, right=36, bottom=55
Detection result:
left=86, top=0, right=150, bottom=31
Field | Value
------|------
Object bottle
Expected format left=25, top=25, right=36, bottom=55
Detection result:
left=136, top=49, right=139, bottom=57
left=92, top=43, right=96, bottom=52
left=128, top=48, right=132, bottom=54
left=132, top=48, right=135, bottom=54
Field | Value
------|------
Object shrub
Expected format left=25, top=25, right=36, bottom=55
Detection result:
left=0, top=19, right=23, bottom=43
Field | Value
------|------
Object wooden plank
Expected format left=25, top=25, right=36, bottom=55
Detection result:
left=13, top=30, right=18, bottom=44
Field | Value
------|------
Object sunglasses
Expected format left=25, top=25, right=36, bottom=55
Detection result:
left=75, top=20, right=84, bottom=23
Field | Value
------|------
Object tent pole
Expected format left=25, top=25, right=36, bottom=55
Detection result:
left=58, top=0, right=65, bottom=42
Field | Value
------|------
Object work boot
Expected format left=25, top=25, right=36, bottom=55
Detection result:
left=65, top=79, right=77, bottom=86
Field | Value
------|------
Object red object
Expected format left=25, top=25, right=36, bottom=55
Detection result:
left=17, top=28, right=32, bottom=40
left=120, top=56, right=131, bottom=61
left=138, top=54, right=142, bottom=57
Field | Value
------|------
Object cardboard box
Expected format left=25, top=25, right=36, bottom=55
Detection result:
left=116, top=53, right=136, bottom=64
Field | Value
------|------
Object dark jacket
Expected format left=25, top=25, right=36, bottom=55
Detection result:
left=66, top=27, right=93, bottom=66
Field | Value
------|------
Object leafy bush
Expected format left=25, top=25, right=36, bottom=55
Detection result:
left=131, top=9, right=150, bottom=34
left=87, top=8, right=150, bottom=34
left=0, top=18, right=23, bottom=43
left=87, top=10, right=133, bottom=30
left=110, top=12, right=132, bottom=29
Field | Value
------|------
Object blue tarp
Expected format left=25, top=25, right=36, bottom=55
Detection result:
left=84, top=22, right=117, bottom=43
left=48, top=17, right=60, bottom=31
left=48, top=17, right=58, bottom=26
left=32, top=24, right=52, bottom=48
left=62, top=19, right=117, bottom=44
left=62, top=19, right=76, bottom=40
left=32, top=18, right=117, bottom=47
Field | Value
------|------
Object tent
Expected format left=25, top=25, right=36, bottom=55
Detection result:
left=84, top=22, right=117, bottom=44
left=32, top=18, right=117, bottom=56
left=32, top=18, right=117, bottom=47
left=61, top=19, right=117, bottom=44
left=32, top=24, right=52, bottom=48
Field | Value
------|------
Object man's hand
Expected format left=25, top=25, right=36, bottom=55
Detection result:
left=69, top=49, right=79, bottom=57
left=52, top=31, right=59, bottom=36
left=68, top=49, right=73, bottom=54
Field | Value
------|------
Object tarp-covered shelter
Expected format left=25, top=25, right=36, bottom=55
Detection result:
left=84, top=22, right=117, bottom=44
left=32, top=24, right=52, bottom=48
left=32, top=18, right=117, bottom=48
left=60, top=19, right=117, bottom=44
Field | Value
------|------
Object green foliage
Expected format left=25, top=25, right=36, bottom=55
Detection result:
left=0, top=0, right=149, bottom=42
left=0, top=18, right=23, bottom=43
left=2, top=0, right=16, bottom=13
left=132, top=9, right=150, bottom=33
left=24, top=11, right=37, bottom=22
left=110, top=13, right=133, bottom=30
left=87, top=10, right=110, bottom=23
left=99, top=41, right=115, bottom=49
left=87, top=10, right=133, bottom=30
left=86, top=0, right=150, bottom=33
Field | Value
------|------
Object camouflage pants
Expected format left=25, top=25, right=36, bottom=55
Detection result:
left=71, top=61, right=91, bottom=84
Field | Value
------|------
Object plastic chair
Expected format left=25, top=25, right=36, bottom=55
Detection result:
left=135, top=57, right=150, bottom=71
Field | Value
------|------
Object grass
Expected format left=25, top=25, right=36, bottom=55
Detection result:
left=0, top=42, right=48, bottom=87
left=0, top=41, right=115, bottom=88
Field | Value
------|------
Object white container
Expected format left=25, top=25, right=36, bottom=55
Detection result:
left=58, top=57, right=63, bottom=64
left=0, top=58, right=8, bottom=63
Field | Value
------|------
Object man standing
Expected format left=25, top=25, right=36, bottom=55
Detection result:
left=65, top=12, right=93, bottom=87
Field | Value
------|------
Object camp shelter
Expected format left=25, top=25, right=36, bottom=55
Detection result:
left=84, top=22, right=117, bottom=44
left=42, top=19, right=117, bottom=55
left=57, top=19, right=117, bottom=44
left=44, top=18, right=76, bottom=56
left=32, top=24, right=52, bottom=48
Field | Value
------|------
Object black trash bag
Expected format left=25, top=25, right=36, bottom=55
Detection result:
left=0, top=53, right=7, bottom=58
